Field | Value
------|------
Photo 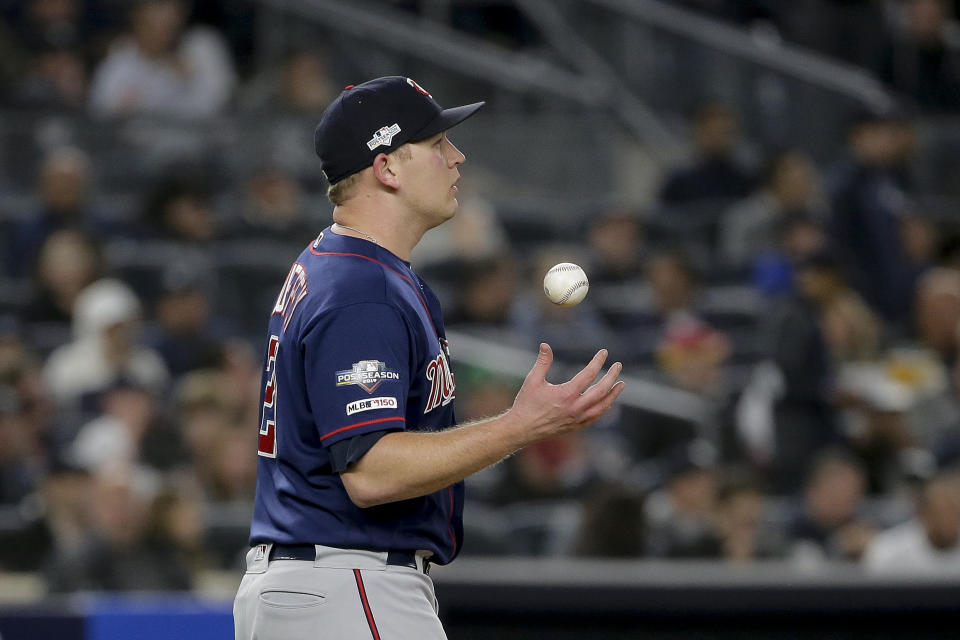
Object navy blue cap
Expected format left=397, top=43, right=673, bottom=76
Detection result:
left=314, top=76, right=485, bottom=184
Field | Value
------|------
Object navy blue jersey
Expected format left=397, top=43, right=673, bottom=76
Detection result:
left=248, top=227, right=462, bottom=564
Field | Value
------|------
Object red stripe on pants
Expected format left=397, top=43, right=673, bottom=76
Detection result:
left=353, top=569, right=381, bottom=640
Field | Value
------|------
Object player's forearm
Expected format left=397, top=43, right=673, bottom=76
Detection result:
left=342, top=345, right=625, bottom=508
left=341, top=411, right=528, bottom=508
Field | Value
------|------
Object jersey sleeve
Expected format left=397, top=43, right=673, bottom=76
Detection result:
left=327, top=430, right=391, bottom=473
left=301, top=302, right=413, bottom=447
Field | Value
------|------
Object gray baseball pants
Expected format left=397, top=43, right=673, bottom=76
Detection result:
left=233, top=544, right=447, bottom=640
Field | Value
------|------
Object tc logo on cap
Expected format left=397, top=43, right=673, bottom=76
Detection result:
left=367, top=123, right=402, bottom=150
left=406, top=78, right=432, bottom=97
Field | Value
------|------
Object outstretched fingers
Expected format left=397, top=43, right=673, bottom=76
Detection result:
left=565, top=349, right=609, bottom=394
left=580, top=380, right=626, bottom=423
left=574, top=362, right=623, bottom=410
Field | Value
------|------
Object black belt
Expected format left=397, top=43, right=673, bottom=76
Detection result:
left=268, top=544, right=430, bottom=574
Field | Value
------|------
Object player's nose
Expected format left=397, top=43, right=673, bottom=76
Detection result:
left=445, top=137, right=466, bottom=166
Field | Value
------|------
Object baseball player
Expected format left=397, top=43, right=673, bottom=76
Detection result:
left=233, top=76, right=626, bottom=640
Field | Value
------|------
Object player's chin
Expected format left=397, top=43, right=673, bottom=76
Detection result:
left=441, top=196, right=459, bottom=218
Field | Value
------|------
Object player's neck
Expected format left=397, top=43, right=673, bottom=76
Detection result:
left=331, top=205, right=423, bottom=262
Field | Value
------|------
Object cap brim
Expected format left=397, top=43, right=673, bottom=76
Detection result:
left=410, top=101, right=485, bottom=141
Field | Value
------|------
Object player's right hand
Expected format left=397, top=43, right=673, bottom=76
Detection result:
left=507, top=343, right=624, bottom=446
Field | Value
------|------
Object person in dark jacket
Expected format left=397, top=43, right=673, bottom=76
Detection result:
left=826, top=110, right=914, bottom=327
left=763, top=251, right=848, bottom=493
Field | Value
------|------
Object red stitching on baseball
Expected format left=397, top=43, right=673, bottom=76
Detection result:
left=558, top=280, right=589, bottom=303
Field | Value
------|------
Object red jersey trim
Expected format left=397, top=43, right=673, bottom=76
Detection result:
left=320, top=416, right=405, bottom=442
left=447, top=486, right=457, bottom=555
left=308, top=250, right=439, bottom=336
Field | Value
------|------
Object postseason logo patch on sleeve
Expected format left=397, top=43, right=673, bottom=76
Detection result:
left=336, top=360, right=400, bottom=393
left=345, top=397, right=398, bottom=416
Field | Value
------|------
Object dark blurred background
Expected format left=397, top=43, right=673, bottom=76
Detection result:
left=0, top=0, right=959, bottom=637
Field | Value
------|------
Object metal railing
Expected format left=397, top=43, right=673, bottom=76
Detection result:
left=447, top=329, right=716, bottom=428
left=256, top=0, right=683, bottom=157
left=585, top=0, right=895, bottom=112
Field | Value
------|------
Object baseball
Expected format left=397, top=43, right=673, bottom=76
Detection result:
left=543, top=263, right=590, bottom=307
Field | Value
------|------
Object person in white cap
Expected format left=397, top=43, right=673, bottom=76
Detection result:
left=43, top=278, right=168, bottom=411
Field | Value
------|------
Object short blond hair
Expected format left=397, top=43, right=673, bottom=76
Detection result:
left=327, top=171, right=362, bottom=206
left=326, top=145, right=412, bottom=206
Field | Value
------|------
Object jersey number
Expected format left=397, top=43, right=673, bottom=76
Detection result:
left=258, top=335, right=280, bottom=458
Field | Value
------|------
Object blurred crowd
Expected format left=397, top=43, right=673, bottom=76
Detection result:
left=675, top=0, right=960, bottom=114
left=6, top=0, right=960, bottom=115
left=1, top=0, right=960, bottom=594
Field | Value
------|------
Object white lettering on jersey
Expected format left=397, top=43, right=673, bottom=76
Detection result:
left=272, top=262, right=309, bottom=333
left=345, top=396, right=399, bottom=416
left=424, top=350, right=455, bottom=414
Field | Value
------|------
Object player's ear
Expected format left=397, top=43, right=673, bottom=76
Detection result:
left=372, top=153, right=400, bottom=190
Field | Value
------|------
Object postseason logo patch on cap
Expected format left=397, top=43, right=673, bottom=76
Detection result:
left=367, top=123, right=402, bottom=150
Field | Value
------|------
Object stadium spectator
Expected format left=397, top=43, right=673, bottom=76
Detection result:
left=22, top=230, right=101, bottom=349
left=197, top=424, right=256, bottom=504
left=45, top=463, right=199, bottom=591
left=751, top=214, right=827, bottom=296
left=9, top=0, right=89, bottom=53
left=880, top=0, right=960, bottom=113
left=863, top=471, right=960, bottom=573
left=446, top=253, right=519, bottom=327
left=88, top=0, right=235, bottom=119
left=171, top=368, right=254, bottom=504
left=914, top=267, right=960, bottom=366
left=143, top=482, right=207, bottom=582
left=221, top=164, right=316, bottom=244
left=0, top=455, right=100, bottom=573
left=573, top=483, right=646, bottom=557
left=787, top=450, right=875, bottom=563
left=645, top=439, right=721, bottom=558
left=585, top=208, right=646, bottom=286
left=42, top=279, right=169, bottom=416
left=0, top=456, right=92, bottom=572
left=0, top=333, right=53, bottom=444
left=656, top=315, right=731, bottom=397
left=485, top=432, right=595, bottom=507
left=143, top=264, right=229, bottom=377
left=659, top=101, right=755, bottom=206
left=145, top=168, right=219, bottom=244
left=720, top=150, right=825, bottom=269
left=646, top=249, right=700, bottom=322
left=760, top=251, right=849, bottom=493
left=214, top=339, right=261, bottom=427
left=239, top=47, right=335, bottom=114
left=11, top=44, right=88, bottom=109
left=826, top=110, right=914, bottom=325
left=0, top=384, right=46, bottom=505
left=642, top=249, right=733, bottom=389
left=68, top=379, right=158, bottom=471
left=902, top=213, right=939, bottom=273
left=821, top=286, right=882, bottom=364
left=172, top=369, right=236, bottom=463
left=5, top=146, right=97, bottom=277
left=127, top=169, right=221, bottom=301
left=714, top=468, right=784, bottom=562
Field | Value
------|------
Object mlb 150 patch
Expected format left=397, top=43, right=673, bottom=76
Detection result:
left=345, top=396, right=399, bottom=416
left=336, top=360, right=401, bottom=393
